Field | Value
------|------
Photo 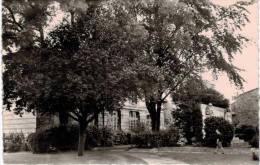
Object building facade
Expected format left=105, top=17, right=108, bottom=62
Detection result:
left=231, top=88, right=259, bottom=127
left=3, top=100, right=166, bottom=134
left=200, top=103, right=232, bottom=123
left=3, top=111, right=36, bottom=135
left=3, top=99, right=232, bottom=135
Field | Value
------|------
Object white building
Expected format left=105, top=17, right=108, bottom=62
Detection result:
left=3, top=99, right=232, bottom=135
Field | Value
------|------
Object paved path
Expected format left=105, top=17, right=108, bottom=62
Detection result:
left=3, top=146, right=258, bottom=164
left=4, top=150, right=186, bottom=164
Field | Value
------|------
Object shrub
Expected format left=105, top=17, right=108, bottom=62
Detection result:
left=236, top=125, right=257, bottom=142
left=29, top=125, right=114, bottom=153
left=85, top=126, right=114, bottom=148
left=249, top=134, right=259, bottom=148
left=113, top=131, right=129, bottom=145
left=4, top=133, right=28, bottom=152
left=172, top=103, right=203, bottom=144
left=130, top=122, right=149, bottom=134
left=132, top=126, right=180, bottom=148
left=204, top=117, right=234, bottom=147
left=235, top=125, right=259, bottom=148
left=160, top=126, right=180, bottom=147
left=29, top=125, right=79, bottom=153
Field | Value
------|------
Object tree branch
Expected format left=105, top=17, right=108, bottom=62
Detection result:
left=86, top=114, right=96, bottom=124
left=161, top=69, right=194, bottom=102
left=71, top=110, right=82, bottom=120
left=3, top=4, right=23, bottom=31
left=67, top=113, right=79, bottom=122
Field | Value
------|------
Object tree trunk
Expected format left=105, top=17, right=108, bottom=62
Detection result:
left=78, top=122, right=87, bottom=156
left=117, top=110, right=121, bottom=131
left=145, top=98, right=161, bottom=132
left=59, top=111, right=68, bottom=126
left=151, top=115, right=156, bottom=132
left=155, top=102, right=162, bottom=131
left=94, top=111, right=99, bottom=127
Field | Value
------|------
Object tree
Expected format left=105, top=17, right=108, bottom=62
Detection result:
left=3, top=0, right=142, bottom=156
left=127, top=0, right=250, bottom=131
left=2, top=0, right=55, bottom=50
left=172, top=103, right=203, bottom=144
left=171, top=77, right=230, bottom=144
left=172, top=77, right=230, bottom=108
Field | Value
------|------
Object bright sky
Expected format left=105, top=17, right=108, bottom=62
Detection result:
left=203, top=0, right=258, bottom=101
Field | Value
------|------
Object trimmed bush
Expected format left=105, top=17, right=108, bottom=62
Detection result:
left=85, top=126, right=114, bottom=148
left=249, top=134, right=259, bottom=148
left=235, top=125, right=259, bottom=148
left=204, top=117, right=234, bottom=147
left=28, top=125, right=78, bottom=153
left=132, top=126, right=180, bottom=148
left=113, top=131, right=129, bottom=145
left=236, top=125, right=257, bottom=142
left=29, top=125, right=114, bottom=153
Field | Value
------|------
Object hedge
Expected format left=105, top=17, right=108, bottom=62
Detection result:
left=131, top=126, right=180, bottom=148
left=28, top=125, right=114, bottom=153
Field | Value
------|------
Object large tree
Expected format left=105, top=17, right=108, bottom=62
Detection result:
left=127, top=0, right=251, bottom=131
left=3, top=0, right=142, bottom=156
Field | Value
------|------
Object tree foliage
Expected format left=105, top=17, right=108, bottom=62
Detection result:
left=172, top=77, right=229, bottom=108
left=3, top=0, right=141, bottom=156
left=127, top=0, right=250, bottom=131
left=172, top=103, right=203, bottom=144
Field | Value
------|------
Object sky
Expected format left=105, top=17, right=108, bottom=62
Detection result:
left=203, top=0, right=258, bottom=101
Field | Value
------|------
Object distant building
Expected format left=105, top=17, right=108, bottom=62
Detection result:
left=231, top=88, right=259, bottom=127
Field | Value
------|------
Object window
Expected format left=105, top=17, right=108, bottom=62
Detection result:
left=146, top=115, right=151, bottom=127
left=129, top=111, right=140, bottom=130
left=112, top=111, right=118, bottom=130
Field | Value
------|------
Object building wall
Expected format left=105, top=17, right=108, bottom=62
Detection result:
left=200, top=104, right=231, bottom=123
left=3, top=111, right=36, bottom=135
left=3, top=100, right=167, bottom=134
left=102, top=100, right=165, bottom=132
left=200, top=103, right=231, bottom=137
left=3, top=99, right=233, bottom=135
left=231, top=88, right=259, bottom=127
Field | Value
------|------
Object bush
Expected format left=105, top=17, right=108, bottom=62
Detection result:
left=132, top=126, right=180, bottom=148
left=4, top=133, right=28, bottom=152
left=160, top=126, right=180, bottom=147
left=172, top=104, right=203, bottom=144
left=113, top=131, right=129, bottom=145
left=85, top=126, right=114, bottom=148
left=28, top=125, right=79, bottom=153
left=29, top=125, right=114, bottom=153
left=204, top=117, right=234, bottom=147
left=236, top=125, right=257, bottom=142
left=249, top=134, right=259, bottom=148
left=130, top=122, right=149, bottom=134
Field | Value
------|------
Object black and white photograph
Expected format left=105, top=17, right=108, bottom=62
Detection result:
left=1, top=0, right=259, bottom=164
